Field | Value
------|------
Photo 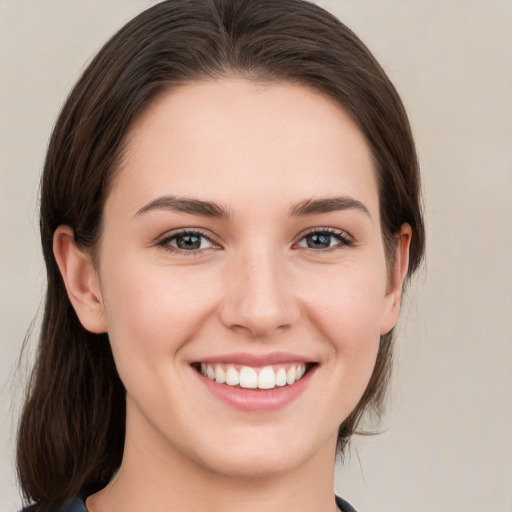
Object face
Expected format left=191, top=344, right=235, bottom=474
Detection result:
left=77, top=79, right=407, bottom=479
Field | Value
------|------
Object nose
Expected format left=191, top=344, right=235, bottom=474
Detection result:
left=218, top=249, right=300, bottom=339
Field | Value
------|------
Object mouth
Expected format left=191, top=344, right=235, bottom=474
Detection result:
left=191, top=361, right=317, bottom=391
left=190, top=353, right=318, bottom=412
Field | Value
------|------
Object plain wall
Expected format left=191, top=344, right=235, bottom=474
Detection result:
left=1, top=1, right=511, bottom=510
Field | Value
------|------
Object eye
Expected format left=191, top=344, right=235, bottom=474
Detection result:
left=295, top=228, right=354, bottom=250
left=158, top=230, right=218, bottom=253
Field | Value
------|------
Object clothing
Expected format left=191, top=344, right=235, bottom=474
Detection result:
left=336, top=495, right=357, bottom=512
left=23, top=495, right=357, bottom=512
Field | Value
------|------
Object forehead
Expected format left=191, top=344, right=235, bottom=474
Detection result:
left=109, top=79, right=379, bottom=218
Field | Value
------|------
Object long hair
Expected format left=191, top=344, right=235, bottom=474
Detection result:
left=17, top=0, right=425, bottom=509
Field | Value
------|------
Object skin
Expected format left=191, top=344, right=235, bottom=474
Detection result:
left=54, top=79, right=411, bottom=512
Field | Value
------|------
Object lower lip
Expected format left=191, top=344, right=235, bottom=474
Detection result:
left=195, top=366, right=316, bottom=412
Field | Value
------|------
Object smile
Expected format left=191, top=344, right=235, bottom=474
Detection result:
left=191, top=354, right=318, bottom=412
left=196, top=362, right=308, bottom=390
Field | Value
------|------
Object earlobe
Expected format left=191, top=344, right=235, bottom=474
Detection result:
left=380, top=223, right=412, bottom=335
left=53, top=225, right=107, bottom=334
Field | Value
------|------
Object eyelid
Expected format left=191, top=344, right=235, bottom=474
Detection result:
left=293, top=227, right=355, bottom=250
left=155, top=226, right=354, bottom=254
left=157, top=228, right=222, bottom=253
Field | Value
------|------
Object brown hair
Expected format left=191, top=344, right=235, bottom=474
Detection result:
left=17, top=0, right=425, bottom=509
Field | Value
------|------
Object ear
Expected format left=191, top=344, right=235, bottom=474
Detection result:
left=53, top=225, right=107, bottom=333
left=380, top=223, right=412, bottom=335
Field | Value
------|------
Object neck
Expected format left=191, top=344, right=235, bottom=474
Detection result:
left=87, top=404, right=339, bottom=512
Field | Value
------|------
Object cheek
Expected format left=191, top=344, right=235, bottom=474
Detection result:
left=99, top=255, right=219, bottom=374
left=302, top=260, right=388, bottom=348
left=300, top=261, right=387, bottom=406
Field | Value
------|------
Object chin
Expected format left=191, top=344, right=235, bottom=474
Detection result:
left=187, top=429, right=325, bottom=480
left=200, top=449, right=304, bottom=480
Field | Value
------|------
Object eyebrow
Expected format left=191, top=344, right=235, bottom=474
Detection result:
left=133, top=194, right=370, bottom=220
left=289, top=196, right=371, bottom=218
left=134, top=195, right=231, bottom=219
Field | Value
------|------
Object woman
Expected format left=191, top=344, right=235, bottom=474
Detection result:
left=17, top=1, right=425, bottom=511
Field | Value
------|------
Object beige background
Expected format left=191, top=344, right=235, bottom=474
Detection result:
left=1, top=1, right=511, bottom=510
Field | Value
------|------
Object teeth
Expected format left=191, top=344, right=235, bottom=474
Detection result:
left=239, top=367, right=258, bottom=388
left=215, top=365, right=226, bottom=384
left=225, top=366, right=239, bottom=386
left=199, top=363, right=308, bottom=390
left=258, top=366, right=275, bottom=389
left=275, top=368, right=287, bottom=387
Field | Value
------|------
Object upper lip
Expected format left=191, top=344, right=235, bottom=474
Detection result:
left=192, top=352, right=317, bottom=366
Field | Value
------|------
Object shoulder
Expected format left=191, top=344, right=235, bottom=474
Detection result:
left=22, top=496, right=350, bottom=512
left=335, top=495, right=358, bottom=512
left=21, top=497, right=87, bottom=512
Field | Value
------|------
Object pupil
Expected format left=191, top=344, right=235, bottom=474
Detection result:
left=307, top=233, right=330, bottom=249
left=177, top=235, right=201, bottom=250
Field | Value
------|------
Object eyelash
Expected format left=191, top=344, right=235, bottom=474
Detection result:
left=157, top=227, right=354, bottom=255
left=294, top=227, right=355, bottom=252
left=158, top=229, right=219, bottom=255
